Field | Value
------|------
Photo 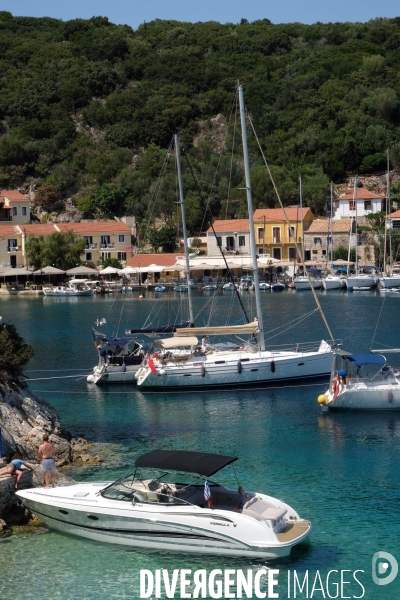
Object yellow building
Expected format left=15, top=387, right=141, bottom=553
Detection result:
left=253, top=207, right=314, bottom=261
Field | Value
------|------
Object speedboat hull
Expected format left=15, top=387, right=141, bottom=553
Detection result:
left=43, top=287, right=94, bottom=297
left=136, top=342, right=333, bottom=389
left=16, top=483, right=311, bottom=559
left=345, top=275, right=377, bottom=290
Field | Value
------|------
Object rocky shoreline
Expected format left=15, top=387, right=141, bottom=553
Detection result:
left=0, top=382, right=101, bottom=532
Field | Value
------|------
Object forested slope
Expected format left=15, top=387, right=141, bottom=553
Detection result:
left=1, top=11, right=400, bottom=231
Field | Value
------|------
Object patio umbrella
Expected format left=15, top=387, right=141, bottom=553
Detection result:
left=65, top=266, right=99, bottom=275
left=32, top=265, right=66, bottom=275
left=99, top=266, right=120, bottom=274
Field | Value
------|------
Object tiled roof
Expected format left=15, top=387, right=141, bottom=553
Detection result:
left=0, top=190, right=29, bottom=202
left=0, top=225, right=19, bottom=236
left=207, top=219, right=249, bottom=233
left=338, top=187, right=383, bottom=200
left=19, top=224, right=58, bottom=236
left=305, top=219, right=352, bottom=234
left=388, top=210, right=400, bottom=219
left=57, top=221, right=131, bottom=234
left=126, top=254, right=181, bottom=268
left=253, top=207, right=312, bottom=221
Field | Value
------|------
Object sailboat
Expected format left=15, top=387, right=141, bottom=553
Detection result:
left=322, top=183, right=345, bottom=290
left=135, top=86, right=335, bottom=390
left=345, top=178, right=378, bottom=291
left=318, top=350, right=400, bottom=411
left=379, top=150, right=400, bottom=289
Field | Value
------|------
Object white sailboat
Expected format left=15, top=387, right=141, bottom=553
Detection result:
left=345, top=179, right=377, bottom=291
left=136, top=86, right=334, bottom=390
left=379, top=150, right=400, bottom=289
left=322, top=183, right=345, bottom=290
left=318, top=350, right=400, bottom=411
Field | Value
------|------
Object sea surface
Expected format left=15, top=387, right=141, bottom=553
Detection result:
left=1, top=288, right=400, bottom=600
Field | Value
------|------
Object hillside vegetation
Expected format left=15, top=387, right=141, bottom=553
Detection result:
left=1, top=12, right=400, bottom=233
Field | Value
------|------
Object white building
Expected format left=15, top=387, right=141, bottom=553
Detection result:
left=0, top=190, right=30, bottom=225
left=333, top=187, right=383, bottom=219
left=207, top=219, right=250, bottom=256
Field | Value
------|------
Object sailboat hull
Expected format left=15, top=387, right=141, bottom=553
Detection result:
left=345, top=275, right=377, bottom=290
left=379, top=276, right=400, bottom=288
left=136, top=343, right=333, bottom=389
left=326, top=381, right=400, bottom=411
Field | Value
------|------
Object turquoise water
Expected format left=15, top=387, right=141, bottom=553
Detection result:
left=1, top=290, right=400, bottom=599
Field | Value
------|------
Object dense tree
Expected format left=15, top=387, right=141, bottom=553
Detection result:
left=0, top=322, right=34, bottom=389
left=25, top=230, right=86, bottom=270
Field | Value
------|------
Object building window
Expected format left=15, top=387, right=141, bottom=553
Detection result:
left=238, top=235, right=245, bottom=247
left=322, top=249, right=326, bottom=256
left=288, top=226, right=295, bottom=239
left=258, top=228, right=264, bottom=241
left=101, top=235, right=111, bottom=248
left=118, top=252, right=126, bottom=262
left=305, top=250, right=311, bottom=261
left=393, top=220, right=400, bottom=229
left=216, top=237, right=222, bottom=247
left=12, top=207, right=17, bottom=216
left=8, top=238, right=18, bottom=252
left=289, top=247, right=296, bottom=260
left=84, top=236, right=93, bottom=249
left=364, top=200, right=371, bottom=210
left=272, top=227, right=280, bottom=243
left=226, top=236, right=234, bottom=250
left=103, top=252, right=111, bottom=259
left=349, top=200, right=356, bottom=210
left=273, top=247, right=281, bottom=260
left=119, top=235, right=125, bottom=243
left=314, top=237, right=322, bottom=245
left=22, top=206, right=27, bottom=216
left=86, top=252, right=92, bottom=261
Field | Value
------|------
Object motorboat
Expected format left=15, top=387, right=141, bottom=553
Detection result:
left=379, top=275, right=400, bottom=289
left=43, top=283, right=94, bottom=297
left=223, top=282, right=238, bottom=291
left=16, top=450, right=311, bottom=559
left=321, top=274, right=345, bottom=290
left=203, top=284, right=217, bottom=291
left=271, top=282, right=285, bottom=291
left=345, top=273, right=377, bottom=290
left=293, top=275, right=322, bottom=290
left=239, top=276, right=253, bottom=290
left=259, top=282, right=271, bottom=291
left=155, top=285, right=166, bottom=292
left=174, top=283, right=188, bottom=292
left=318, top=352, right=400, bottom=411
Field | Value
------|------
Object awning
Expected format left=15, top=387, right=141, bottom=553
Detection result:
left=346, top=354, right=386, bottom=366
left=175, top=320, right=258, bottom=337
left=155, top=336, right=198, bottom=349
left=135, top=450, right=238, bottom=477
left=104, top=337, right=128, bottom=346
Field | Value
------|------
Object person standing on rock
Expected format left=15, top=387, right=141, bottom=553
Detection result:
left=38, top=433, right=56, bottom=488
left=1, top=452, right=34, bottom=489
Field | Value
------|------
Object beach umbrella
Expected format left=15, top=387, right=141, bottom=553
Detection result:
left=99, top=266, right=120, bottom=274
left=65, top=266, right=99, bottom=276
left=32, top=266, right=66, bottom=275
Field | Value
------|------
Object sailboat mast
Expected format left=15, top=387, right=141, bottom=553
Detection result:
left=327, top=181, right=333, bottom=268
left=174, top=133, right=194, bottom=325
left=387, top=149, right=392, bottom=276
left=299, top=174, right=304, bottom=263
left=238, top=84, right=265, bottom=351
left=354, top=175, right=358, bottom=274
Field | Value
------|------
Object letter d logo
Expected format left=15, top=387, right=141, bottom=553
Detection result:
left=372, top=551, right=398, bottom=585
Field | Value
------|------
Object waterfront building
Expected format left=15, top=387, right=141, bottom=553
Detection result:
left=303, top=219, right=353, bottom=262
left=0, top=190, right=30, bottom=225
left=333, top=187, right=383, bottom=219
left=253, top=207, right=314, bottom=260
left=206, top=219, right=250, bottom=257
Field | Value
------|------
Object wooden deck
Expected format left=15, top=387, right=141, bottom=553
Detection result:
left=276, top=520, right=311, bottom=542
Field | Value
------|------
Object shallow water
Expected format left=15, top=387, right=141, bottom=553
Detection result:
left=0, top=289, right=399, bottom=599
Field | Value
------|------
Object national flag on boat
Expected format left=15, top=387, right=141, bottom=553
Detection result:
left=204, top=480, right=212, bottom=508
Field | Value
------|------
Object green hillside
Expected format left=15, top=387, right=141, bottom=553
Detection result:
left=1, top=11, right=400, bottom=231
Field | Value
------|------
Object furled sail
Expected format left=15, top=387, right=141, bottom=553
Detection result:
left=126, top=321, right=193, bottom=335
left=174, top=320, right=259, bottom=337
left=155, top=336, right=199, bottom=349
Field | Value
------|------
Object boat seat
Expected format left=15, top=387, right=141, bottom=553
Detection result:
left=242, top=498, right=287, bottom=522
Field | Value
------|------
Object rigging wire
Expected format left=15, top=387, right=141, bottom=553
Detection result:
left=246, top=111, right=336, bottom=343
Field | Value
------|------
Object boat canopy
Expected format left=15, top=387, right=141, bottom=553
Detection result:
left=104, top=337, right=129, bottom=346
left=156, top=336, right=199, bottom=349
left=126, top=321, right=193, bottom=335
left=346, top=354, right=386, bottom=366
left=135, top=450, right=238, bottom=477
left=175, top=320, right=258, bottom=337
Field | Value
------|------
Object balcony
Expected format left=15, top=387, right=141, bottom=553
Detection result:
left=85, top=243, right=97, bottom=250
left=7, top=247, right=19, bottom=253
left=273, top=237, right=280, bottom=244
left=100, top=243, right=114, bottom=249
left=0, top=216, right=12, bottom=222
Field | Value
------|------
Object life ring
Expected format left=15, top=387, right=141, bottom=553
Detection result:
left=332, top=375, right=340, bottom=401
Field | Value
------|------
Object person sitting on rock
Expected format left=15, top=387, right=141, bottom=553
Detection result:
left=2, top=452, right=34, bottom=489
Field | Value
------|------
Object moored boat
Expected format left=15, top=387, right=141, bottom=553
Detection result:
left=43, top=283, right=94, bottom=297
left=16, top=450, right=311, bottom=559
